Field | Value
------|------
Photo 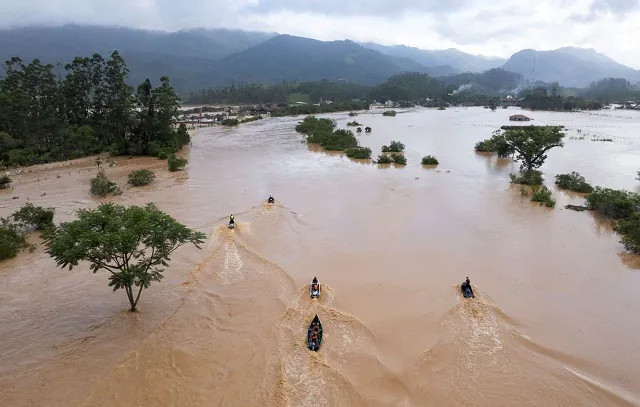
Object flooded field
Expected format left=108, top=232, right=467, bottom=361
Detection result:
left=1, top=106, right=640, bottom=406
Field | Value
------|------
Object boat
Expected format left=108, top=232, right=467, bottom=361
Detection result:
left=307, top=314, right=323, bottom=351
left=228, top=222, right=235, bottom=230
left=267, top=196, right=275, bottom=204
left=461, top=282, right=474, bottom=298
left=309, top=279, right=321, bottom=298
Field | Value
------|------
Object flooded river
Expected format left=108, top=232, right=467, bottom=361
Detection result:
left=1, top=107, right=640, bottom=407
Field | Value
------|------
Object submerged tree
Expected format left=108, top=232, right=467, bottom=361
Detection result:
left=503, top=126, right=565, bottom=172
left=44, top=203, right=206, bottom=311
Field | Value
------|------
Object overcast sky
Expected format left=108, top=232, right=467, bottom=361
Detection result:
left=1, top=0, right=639, bottom=68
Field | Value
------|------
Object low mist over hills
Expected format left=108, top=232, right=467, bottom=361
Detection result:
left=1, top=25, right=639, bottom=92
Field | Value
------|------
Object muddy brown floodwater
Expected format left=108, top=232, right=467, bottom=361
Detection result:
left=1, top=107, right=640, bottom=407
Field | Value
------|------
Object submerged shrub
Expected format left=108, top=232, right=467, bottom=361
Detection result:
left=391, top=154, right=407, bottom=165
left=614, top=213, right=640, bottom=254
left=382, top=110, right=396, bottom=116
left=168, top=154, right=188, bottom=172
left=0, top=174, right=11, bottom=189
left=346, top=121, right=362, bottom=126
left=585, top=187, right=640, bottom=219
left=375, top=154, right=393, bottom=164
left=221, top=118, right=239, bottom=126
left=530, top=185, right=556, bottom=208
left=421, top=155, right=439, bottom=165
left=127, top=169, right=156, bottom=186
left=382, top=141, right=405, bottom=153
left=510, top=170, right=543, bottom=186
left=345, top=147, right=372, bottom=159
left=90, top=170, right=121, bottom=197
left=555, top=172, right=593, bottom=193
left=0, top=218, right=29, bottom=260
left=11, top=203, right=54, bottom=230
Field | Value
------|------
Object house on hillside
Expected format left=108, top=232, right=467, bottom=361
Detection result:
left=509, top=114, right=531, bottom=122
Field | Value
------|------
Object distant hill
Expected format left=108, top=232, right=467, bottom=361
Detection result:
left=203, top=35, right=441, bottom=86
left=501, top=47, right=640, bottom=87
left=361, top=42, right=505, bottom=73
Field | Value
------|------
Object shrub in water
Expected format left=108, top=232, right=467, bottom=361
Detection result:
left=391, top=154, right=407, bottom=165
left=356, top=127, right=362, bottom=133
left=345, top=147, right=372, bottom=159
left=90, top=170, right=121, bottom=197
left=614, top=213, right=640, bottom=254
left=11, top=203, right=55, bottom=230
left=221, top=118, right=239, bottom=126
left=376, top=154, right=393, bottom=164
left=168, top=154, right=188, bottom=172
left=365, top=127, right=372, bottom=133
left=421, top=155, right=439, bottom=165
left=510, top=170, right=543, bottom=186
left=585, top=187, right=640, bottom=219
left=382, top=110, right=396, bottom=116
left=346, top=121, right=362, bottom=126
left=530, top=185, right=556, bottom=208
left=127, top=169, right=156, bottom=186
left=0, top=174, right=11, bottom=189
left=0, top=218, right=29, bottom=260
left=382, top=141, right=405, bottom=153
left=554, top=172, right=593, bottom=193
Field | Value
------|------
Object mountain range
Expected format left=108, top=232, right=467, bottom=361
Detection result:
left=1, top=24, right=639, bottom=93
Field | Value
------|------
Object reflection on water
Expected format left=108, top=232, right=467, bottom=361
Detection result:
left=1, top=107, right=640, bottom=407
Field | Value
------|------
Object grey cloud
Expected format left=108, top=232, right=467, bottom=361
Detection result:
left=246, top=0, right=471, bottom=18
left=590, top=0, right=640, bottom=14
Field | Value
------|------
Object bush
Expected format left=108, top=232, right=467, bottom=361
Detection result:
left=309, top=128, right=358, bottom=151
left=295, top=116, right=336, bottom=135
left=168, top=154, right=188, bottom=172
left=510, top=170, right=543, bottom=186
left=382, top=110, right=396, bottom=116
left=474, top=133, right=514, bottom=157
left=90, top=170, right=121, bottom=197
left=0, top=218, right=30, bottom=260
left=12, top=203, right=55, bottom=230
left=0, top=174, right=11, bottom=189
left=345, top=147, right=372, bottom=159
left=421, top=155, right=439, bottom=165
left=585, top=187, right=640, bottom=219
left=530, top=185, right=556, bottom=208
left=127, top=169, right=156, bottom=186
left=614, top=213, right=640, bottom=254
left=221, top=118, right=239, bottom=126
left=375, top=154, right=393, bottom=164
left=555, top=172, right=593, bottom=193
left=356, top=127, right=362, bottom=133
left=391, top=154, right=407, bottom=165
left=381, top=141, right=405, bottom=153
left=365, top=127, right=372, bottom=133
left=346, top=121, right=362, bottom=126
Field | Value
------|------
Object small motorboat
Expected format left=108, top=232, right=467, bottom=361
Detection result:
left=228, top=222, right=235, bottom=230
left=267, top=196, right=275, bottom=204
left=310, top=279, right=321, bottom=298
left=461, top=282, right=474, bottom=298
left=307, top=314, right=323, bottom=351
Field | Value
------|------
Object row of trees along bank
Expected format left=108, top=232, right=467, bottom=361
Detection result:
left=0, top=52, right=190, bottom=168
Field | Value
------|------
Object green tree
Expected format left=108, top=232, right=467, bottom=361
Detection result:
left=44, top=203, right=206, bottom=311
left=501, top=126, right=565, bottom=172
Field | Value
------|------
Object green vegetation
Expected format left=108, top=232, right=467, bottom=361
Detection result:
left=520, top=86, right=603, bottom=111
left=127, top=169, right=156, bottom=186
left=347, top=121, right=362, bottom=126
left=356, top=127, right=363, bottom=133
left=585, top=188, right=640, bottom=219
left=221, top=118, right=240, bottom=126
left=240, top=116, right=263, bottom=124
left=474, top=132, right=514, bottom=158
left=43, top=203, right=206, bottom=311
left=381, top=141, right=405, bottom=153
left=345, top=147, right=372, bottom=159
left=348, top=112, right=358, bottom=117
left=636, top=170, right=640, bottom=181
left=530, top=186, right=556, bottom=208
left=382, top=110, right=397, bottom=117
left=11, top=203, right=55, bottom=230
left=0, top=53, right=189, bottom=168
left=555, top=172, right=593, bottom=193
left=391, top=154, right=407, bottom=165
left=365, top=127, right=372, bottom=133
left=510, top=170, right=544, bottom=186
left=1, top=203, right=54, bottom=260
left=421, top=155, right=439, bottom=165
left=90, top=170, right=122, bottom=197
left=0, top=174, right=11, bottom=189
left=614, top=213, right=640, bottom=254
left=168, top=154, right=188, bottom=172
left=584, top=188, right=640, bottom=254
left=375, top=154, right=393, bottom=164
left=295, top=116, right=360, bottom=151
